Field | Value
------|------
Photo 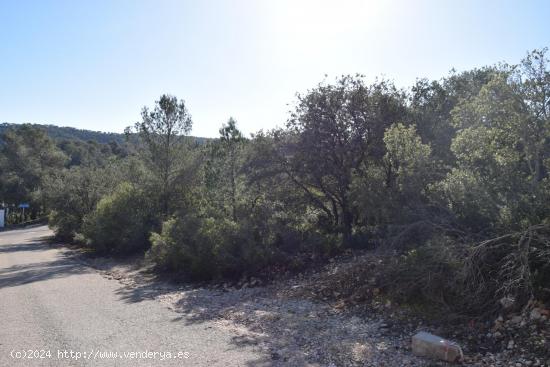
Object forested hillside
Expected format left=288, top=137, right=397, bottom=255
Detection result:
left=0, top=122, right=127, bottom=144
left=1, top=49, right=549, bottom=329
left=0, top=122, right=209, bottom=146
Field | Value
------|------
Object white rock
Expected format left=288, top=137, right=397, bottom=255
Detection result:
left=411, top=332, right=463, bottom=362
left=530, top=308, right=542, bottom=320
left=500, top=296, right=515, bottom=309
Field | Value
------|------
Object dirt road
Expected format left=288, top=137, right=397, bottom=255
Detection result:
left=0, top=226, right=265, bottom=366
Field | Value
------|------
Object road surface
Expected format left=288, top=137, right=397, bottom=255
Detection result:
left=0, top=226, right=266, bottom=366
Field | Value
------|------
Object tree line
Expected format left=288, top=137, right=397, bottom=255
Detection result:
left=1, top=49, right=549, bottom=318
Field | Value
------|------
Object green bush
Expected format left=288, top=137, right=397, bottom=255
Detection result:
left=83, top=182, right=153, bottom=254
left=43, top=166, right=113, bottom=241
left=148, top=214, right=274, bottom=280
left=48, top=210, right=82, bottom=241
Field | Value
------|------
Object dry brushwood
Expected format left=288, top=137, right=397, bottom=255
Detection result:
left=462, top=224, right=550, bottom=316
left=382, top=223, right=550, bottom=320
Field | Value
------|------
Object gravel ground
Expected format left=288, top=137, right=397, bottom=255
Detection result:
left=81, top=254, right=438, bottom=367
left=79, top=249, right=549, bottom=367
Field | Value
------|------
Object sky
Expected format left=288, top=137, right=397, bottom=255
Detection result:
left=0, top=0, right=549, bottom=138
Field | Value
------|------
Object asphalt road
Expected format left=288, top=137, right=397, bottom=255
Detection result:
left=0, top=226, right=265, bottom=366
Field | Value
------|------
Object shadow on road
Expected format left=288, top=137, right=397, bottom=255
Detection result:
left=0, top=239, right=53, bottom=254
left=0, top=227, right=340, bottom=366
left=116, top=281, right=179, bottom=303
left=0, top=249, right=91, bottom=289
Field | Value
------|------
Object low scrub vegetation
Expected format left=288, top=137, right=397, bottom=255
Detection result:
left=1, top=49, right=549, bottom=320
left=148, top=216, right=267, bottom=280
left=82, top=183, right=153, bottom=254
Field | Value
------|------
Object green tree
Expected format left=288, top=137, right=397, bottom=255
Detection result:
left=411, top=67, right=499, bottom=167
left=205, top=118, right=245, bottom=221
left=437, top=49, right=550, bottom=230
left=44, top=166, right=114, bottom=239
left=0, top=124, right=67, bottom=215
left=383, top=123, right=432, bottom=197
left=129, top=94, right=193, bottom=218
left=285, top=76, right=407, bottom=244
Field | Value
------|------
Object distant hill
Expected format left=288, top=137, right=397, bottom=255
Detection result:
left=0, top=123, right=208, bottom=145
left=0, top=123, right=127, bottom=144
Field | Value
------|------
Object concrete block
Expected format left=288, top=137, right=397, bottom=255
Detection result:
left=412, top=331, right=463, bottom=363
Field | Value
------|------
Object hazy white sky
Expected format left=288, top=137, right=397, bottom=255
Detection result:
left=1, top=0, right=549, bottom=137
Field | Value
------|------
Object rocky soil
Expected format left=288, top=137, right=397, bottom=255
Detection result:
left=73, top=249, right=549, bottom=367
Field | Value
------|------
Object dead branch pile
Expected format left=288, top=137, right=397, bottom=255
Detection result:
left=384, top=223, right=550, bottom=320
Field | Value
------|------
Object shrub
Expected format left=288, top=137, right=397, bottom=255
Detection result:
left=148, top=214, right=275, bottom=280
left=382, top=224, right=550, bottom=319
left=82, top=182, right=154, bottom=254
left=48, top=210, right=82, bottom=241
left=43, top=166, right=112, bottom=241
left=383, top=235, right=464, bottom=316
left=464, top=224, right=550, bottom=309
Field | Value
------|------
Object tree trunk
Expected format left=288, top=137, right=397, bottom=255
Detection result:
left=342, top=210, right=353, bottom=246
left=341, top=193, right=353, bottom=246
left=230, top=158, right=237, bottom=222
